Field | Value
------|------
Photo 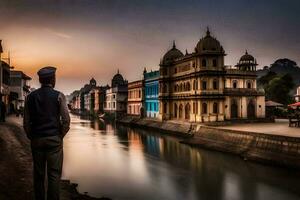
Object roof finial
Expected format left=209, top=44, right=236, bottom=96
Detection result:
left=245, top=50, right=248, bottom=55
left=185, top=49, right=188, bottom=55
left=117, top=69, right=119, bottom=74
left=172, top=40, right=176, bottom=49
left=206, top=26, right=210, bottom=36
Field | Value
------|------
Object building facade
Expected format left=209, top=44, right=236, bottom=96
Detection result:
left=89, top=85, right=109, bottom=115
left=104, top=71, right=128, bottom=114
left=9, top=70, right=31, bottom=112
left=295, top=86, right=300, bottom=102
left=158, top=29, right=265, bottom=122
left=127, top=80, right=143, bottom=116
left=0, top=40, right=11, bottom=109
left=144, top=69, right=159, bottom=118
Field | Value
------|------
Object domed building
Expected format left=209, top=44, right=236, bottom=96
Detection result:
left=158, top=28, right=265, bottom=122
left=236, top=50, right=258, bottom=71
left=112, top=70, right=126, bottom=88
left=104, top=70, right=128, bottom=115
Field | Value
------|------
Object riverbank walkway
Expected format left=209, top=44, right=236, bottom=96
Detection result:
left=217, top=119, right=300, bottom=138
left=0, top=116, right=109, bottom=200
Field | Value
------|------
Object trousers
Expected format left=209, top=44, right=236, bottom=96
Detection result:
left=31, top=135, right=63, bottom=200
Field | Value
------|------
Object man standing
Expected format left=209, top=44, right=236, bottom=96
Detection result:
left=24, top=66, right=70, bottom=200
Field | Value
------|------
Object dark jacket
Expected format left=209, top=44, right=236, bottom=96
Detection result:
left=23, top=85, right=70, bottom=139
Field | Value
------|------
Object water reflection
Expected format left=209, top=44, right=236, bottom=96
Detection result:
left=62, top=115, right=300, bottom=200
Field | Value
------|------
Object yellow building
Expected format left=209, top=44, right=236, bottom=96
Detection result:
left=158, top=29, right=265, bottom=122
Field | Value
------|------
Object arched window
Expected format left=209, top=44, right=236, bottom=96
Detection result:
left=163, top=84, right=167, bottom=93
left=180, top=83, right=183, bottom=92
left=187, top=82, right=191, bottom=91
left=202, top=59, right=207, bottom=67
left=202, top=81, right=207, bottom=90
left=174, top=103, right=178, bottom=118
left=213, top=102, right=218, bottom=114
left=247, top=81, right=252, bottom=89
left=202, top=103, right=207, bottom=114
left=213, top=79, right=218, bottom=90
left=174, top=85, right=177, bottom=92
left=193, top=80, right=196, bottom=90
left=213, top=59, right=217, bottom=67
left=233, top=80, right=238, bottom=89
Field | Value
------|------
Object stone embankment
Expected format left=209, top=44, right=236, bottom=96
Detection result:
left=118, top=117, right=300, bottom=169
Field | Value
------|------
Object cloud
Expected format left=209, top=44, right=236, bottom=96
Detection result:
left=44, top=28, right=72, bottom=39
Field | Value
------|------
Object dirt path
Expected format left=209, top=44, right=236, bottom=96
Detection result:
left=0, top=118, right=111, bottom=200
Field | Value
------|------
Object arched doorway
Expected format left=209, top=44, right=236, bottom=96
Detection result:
left=174, top=103, right=178, bottom=118
left=179, top=104, right=183, bottom=119
left=231, top=99, right=238, bottom=119
left=247, top=100, right=256, bottom=119
left=185, top=103, right=191, bottom=120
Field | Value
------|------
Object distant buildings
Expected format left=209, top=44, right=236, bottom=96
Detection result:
left=104, top=71, right=128, bottom=115
left=1, top=40, right=32, bottom=114
left=68, top=29, right=266, bottom=123
left=127, top=80, right=143, bottom=116
left=143, top=69, right=159, bottom=118
left=9, top=70, right=31, bottom=112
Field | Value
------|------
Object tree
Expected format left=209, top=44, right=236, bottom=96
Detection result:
left=265, top=74, right=295, bottom=105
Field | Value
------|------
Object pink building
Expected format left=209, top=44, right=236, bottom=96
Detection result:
left=127, top=80, right=144, bottom=116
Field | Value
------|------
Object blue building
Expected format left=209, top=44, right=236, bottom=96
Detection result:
left=143, top=69, right=159, bottom=118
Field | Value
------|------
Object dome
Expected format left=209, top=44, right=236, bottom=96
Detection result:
left=195, top=28, right=224, bottom=54
left=236, top=50, right=257, bottom=71
left=112, top=69, right=125, bottom=87
left=161, top=41, right=184, bottom=65
left=90, top=78, right=96, bottom=86
left=239, top=50, right=255, bottom=62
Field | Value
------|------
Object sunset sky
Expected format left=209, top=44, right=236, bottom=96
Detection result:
left=0, top=0, right=300, bottom=94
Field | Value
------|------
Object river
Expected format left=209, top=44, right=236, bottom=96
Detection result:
left=62, top=115, right=300, bottom=200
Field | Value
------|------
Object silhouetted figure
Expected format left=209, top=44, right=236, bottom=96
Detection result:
left=23, top=66, right=70, bottom=200
left=0, top=98, right=6, bottom=122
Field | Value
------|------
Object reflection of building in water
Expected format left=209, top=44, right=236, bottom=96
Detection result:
left=143, top=69, right=159, bottom=118
left=127, top=80, right=144, bottom=116
left=104, top=70, right=128, bottom=115
left=158, top=29, right=265, bottom=122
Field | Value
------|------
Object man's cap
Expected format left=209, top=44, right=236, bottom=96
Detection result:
left=37, top=66, right=57, bottom=78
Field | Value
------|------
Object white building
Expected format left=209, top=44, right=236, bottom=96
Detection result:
left=295, top=86, right=300, bottom=102
left=9, top=70, right=31, bottom=111
left=104, top=71, right=128, bottom=114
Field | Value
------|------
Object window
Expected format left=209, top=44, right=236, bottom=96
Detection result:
left=213, top=102, right=218, bottom=114
left=163, top=103, right=167, bottom=114
left=247, top=81, right=252, bottom=89
left=174, top=68, right=177, bottom=74
left=139, top=90, right=141, bottom=98
left=213, top=59, right=217, bottom=67
left=213, top=79, right=218, bottom=90
left=187, top=82, right=191, bottom=91
left=202, top=81, right=207, bottom=90
left=202, top=103, right=207, bottom=114
left=202, top=59, right=207, bottom=67
left=233, top=81, right=237, bottom=89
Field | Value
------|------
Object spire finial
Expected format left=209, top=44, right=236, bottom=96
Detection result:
left=206, top=26, right=210, bottom=36
left=245, top=50, right=248, bottom=55
left=172, top=40, right=176, bottom=49
left=185, top=49, right=188, bottom=55
left=117, top=69, right=119, bottom=74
